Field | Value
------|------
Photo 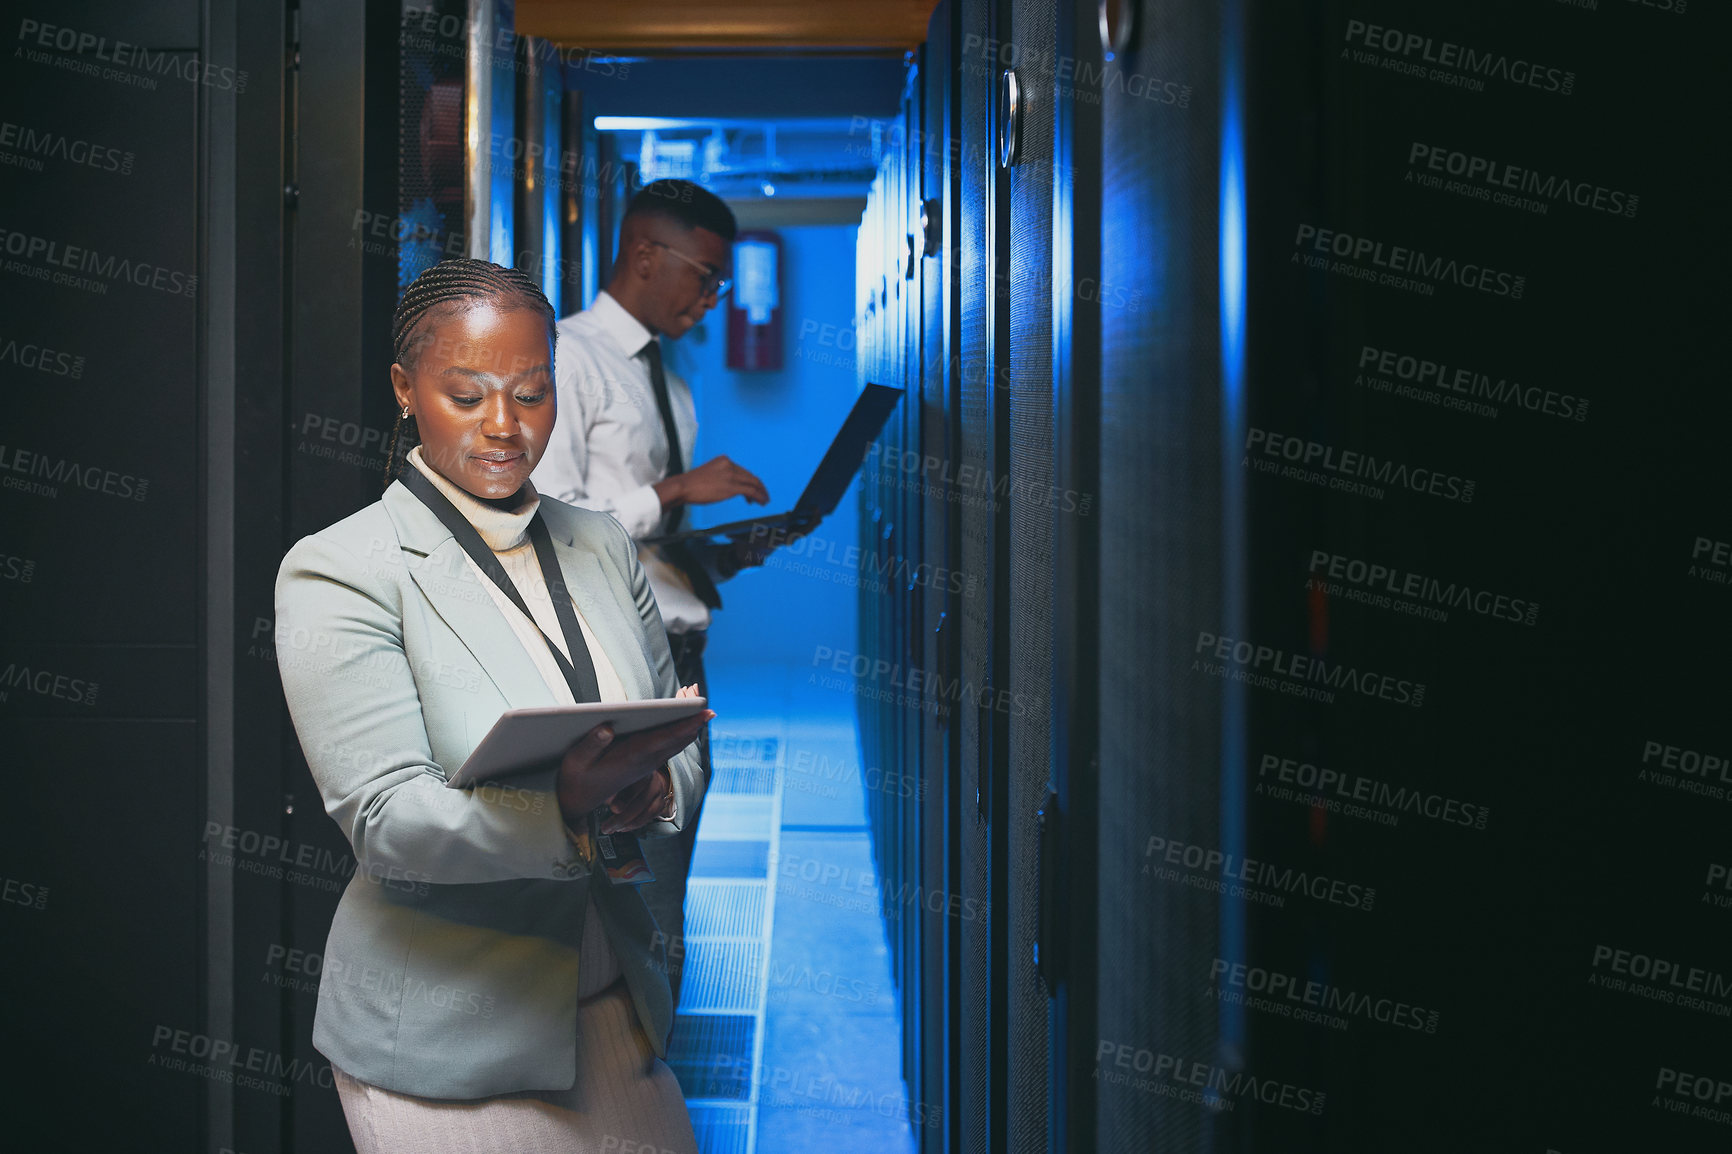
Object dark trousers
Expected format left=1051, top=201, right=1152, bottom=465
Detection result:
left=641, top=631, right=707, bottom=1009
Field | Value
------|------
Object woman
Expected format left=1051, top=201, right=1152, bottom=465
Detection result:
left=275, top=258, right=708, bottom=1152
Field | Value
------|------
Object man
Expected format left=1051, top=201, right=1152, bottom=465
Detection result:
left=531, top=178, right=808, bottom=1007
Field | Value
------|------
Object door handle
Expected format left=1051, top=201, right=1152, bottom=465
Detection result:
left=908, top=576, right=924, bottom=672
left=998, top=70, right=1022, bottom=168
left=1099, top=0, right=1135, bottom=55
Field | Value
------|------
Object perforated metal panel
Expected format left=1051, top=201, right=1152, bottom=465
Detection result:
left=849, top=0, right=1731, bottom=1149
left=669, top=1013, right=757, bottom=1101
left=395, top=0, right=467, bottom=293
left=918, top=8, right=961, bottom=1152
left=955, top=2, right=996, bottom=1151
left=687, top=1103, right=753, bottom=1154
left=1005, top=0, right=1059, bottom=1150
left=1096, top=2, right=1225, bottom=1150
left=680, top=939, right=765, bottom=1014
left=710, top=737, right=781, bottom=796
left=686, top=880, right=769, bottom=939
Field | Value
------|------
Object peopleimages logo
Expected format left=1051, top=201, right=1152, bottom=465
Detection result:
left=1, top=874, right=49, bottom=911
left=0, top=120, right=134, bottom=175
left=1356, top=344, right=1587, bottom=424
left=1342, top=19, right=1576, bottom=96
left=149, top=1026, right=330, bottom=1096
left=0, top=551, right=35, bottom=583
left=1194, top=629, right=1427, bottom=708
left=1639, top=738, right=1732, bottom=803
left=0, top=662, right=98, bottom=706
left=0, top=228, right=198, bottom=297
left=868, top=442, right=1091, bottom=516
left=1307, top=549, right=1540, bottom=627
left=1589, top=944, right=1732, bottom=1018
left=0, top=334, right=84, bottom=378
left=1144, top=834, right=1376, bottom=912
left=0, top=445, right=149, bottom=502
left=1294, top=224, right=1525, bottom=299
left=1245, top=427, right=1475, bottom=505
left=400, top=4, right=630, bottom=80
left=1207, top=959, right=1440, bottom=1033
left=958, top=33, right=1192, bottom=107
left=16, top=19, right=249, bottom=93
left=1407, top=142, right=1637, bottom=219
left=810, top=645, right=1032, bottom=719
left=1703, top=863, right=1732, bottom=912
left=1689, top=536, right=1732, bottom=589
left=1256, top=751, right=1490, bottom=832
left=201, top=821, right=433, bottom=895
left=1622, top=0, right=1688, bottom=16
left=1655, top=1067, right=1732, bottom=1130
left=1095, top=1040, right=1327, bottom=1115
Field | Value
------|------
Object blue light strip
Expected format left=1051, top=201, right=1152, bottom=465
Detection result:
left=1217, top=0, right=1249, bottom=1068
left=540, top=64, right=561, bottom=314
left=593, top=116, right=874, bottom=133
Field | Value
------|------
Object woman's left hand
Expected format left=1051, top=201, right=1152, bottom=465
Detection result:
left=600, top=765, right=674, bottom=834
left=600, top=685, right=700, bottom=833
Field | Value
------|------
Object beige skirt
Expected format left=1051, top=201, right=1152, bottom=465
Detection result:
left=333, top=895, right=697, bottom=1154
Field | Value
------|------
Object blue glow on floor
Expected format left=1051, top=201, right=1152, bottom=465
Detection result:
left=679, top=660, right=917, bottom=1154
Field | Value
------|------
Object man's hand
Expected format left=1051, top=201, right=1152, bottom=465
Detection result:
left=655, top=455, right=769, bottom=509
left=717, top=516, right=822, bottom=578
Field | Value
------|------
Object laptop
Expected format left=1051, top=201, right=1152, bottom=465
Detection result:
left=643, top=382, right=904, bottom=545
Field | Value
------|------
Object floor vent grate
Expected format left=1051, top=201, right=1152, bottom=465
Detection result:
left=687, top=1102, right=753, bottom=1154
left=686, top=880, right=768, bottom=938
left=680, top=939, right=764, bottom=1013
left=668, top=1012, right=756, bottom=1102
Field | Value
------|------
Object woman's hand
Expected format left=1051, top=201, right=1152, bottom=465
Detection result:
left=601, top=766, right=672, bottom=834
left=555, top=686, right=711, bottom=827
left=597, top=685, right=707, bottom=832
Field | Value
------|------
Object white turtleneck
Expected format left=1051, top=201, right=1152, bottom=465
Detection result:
left=408, top=446, right=627, bottom=705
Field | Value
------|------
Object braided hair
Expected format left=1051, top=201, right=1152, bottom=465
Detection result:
left=383, top=258, right=557, bottom=489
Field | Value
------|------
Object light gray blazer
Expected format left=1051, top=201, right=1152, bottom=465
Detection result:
left=273, top=479, right=703, bottom=1100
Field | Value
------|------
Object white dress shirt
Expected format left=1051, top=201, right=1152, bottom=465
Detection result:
left=530, top=290, right=711, bottom=635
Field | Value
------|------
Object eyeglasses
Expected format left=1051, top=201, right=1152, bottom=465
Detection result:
left=650, top=241, right=731, bottom=300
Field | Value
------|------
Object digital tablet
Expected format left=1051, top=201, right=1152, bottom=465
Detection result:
left=445, top=697, right=708, bottom=789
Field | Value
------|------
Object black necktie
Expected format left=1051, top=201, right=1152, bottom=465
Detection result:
left=640, top=340, right=723, bottom=611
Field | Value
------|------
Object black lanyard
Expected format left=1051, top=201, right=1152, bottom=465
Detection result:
left=400, top=467, right=602, bottom=703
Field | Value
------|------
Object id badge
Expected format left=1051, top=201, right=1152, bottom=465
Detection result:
left=589, top=807, right=656, bottom=885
